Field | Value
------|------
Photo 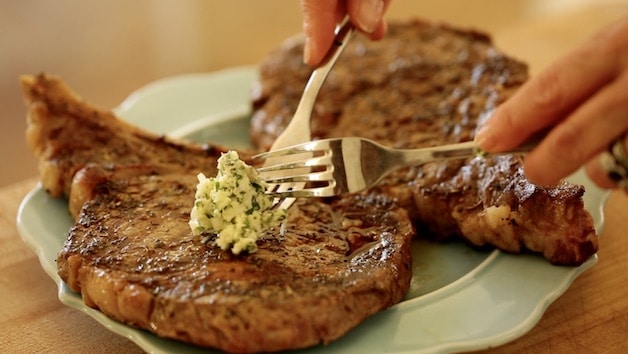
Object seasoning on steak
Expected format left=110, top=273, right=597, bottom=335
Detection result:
left=411, top=157, right=597, bottom=265
left=60, top=164, right=413, bottom=353
left=250, top=20, right=526, bottom=150
left=250, top=19, right=598, bottom=265
left=21, top=74, right=414, bottom=353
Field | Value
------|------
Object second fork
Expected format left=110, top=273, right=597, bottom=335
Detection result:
left=255, top=137, right=538, bottom=198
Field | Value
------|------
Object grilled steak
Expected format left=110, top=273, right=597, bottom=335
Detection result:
left=250, top=20, right=525, bottom=150
left=60, top=164, right=413, bottom=353
left=22, top=74, right=232, bottom=201
left=411, top=157, right=596, bottom=265
left=22, top=74, right=414, bottom=353
left=250, top=19, right=598, bottom=265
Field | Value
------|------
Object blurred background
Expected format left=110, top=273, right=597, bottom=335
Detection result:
left=1, top=0, right=627, bottom=187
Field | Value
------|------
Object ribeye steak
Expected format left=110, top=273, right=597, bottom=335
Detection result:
left=250, top=20, right=597, bottom=265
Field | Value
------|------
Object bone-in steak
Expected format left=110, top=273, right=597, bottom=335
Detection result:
left=22, top=74, right=414, bottom=353
left=60, top=164, right=413, bottom=353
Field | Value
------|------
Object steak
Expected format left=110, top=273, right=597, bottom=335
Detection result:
left=22, top=73, right=232, bottom=201
left=22, top=74, right=414, bottom=353
left=410, top=157, right=596, bottom=265
left=250, top=20, right=525, bottom=150
left=60, top=164, right=413, bottom=353
left=250, top=19, right=598, bottom=265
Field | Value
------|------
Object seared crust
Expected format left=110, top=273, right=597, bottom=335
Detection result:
left=60, top=164, right=413, bottom=353
left=22, top=74, right=414, bottom=353
left=21, top=73, right=230, bottom=199
left=250, top=19, right=598, bottom=265
left=411, top=157, right=597, bottom=265
left=251, top=20, right=526, bottom=150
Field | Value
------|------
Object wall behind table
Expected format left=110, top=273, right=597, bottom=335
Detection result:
left=1, top=0, right=624, bottom=186
left=0, top=0, right=302, bottom=186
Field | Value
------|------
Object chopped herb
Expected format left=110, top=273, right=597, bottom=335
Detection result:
left=474, top=146, right=487, bottom=158
left=189, top=151, right=286, bottom=255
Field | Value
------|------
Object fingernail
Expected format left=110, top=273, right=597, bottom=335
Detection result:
left=356, top=0, right=384, bottom=33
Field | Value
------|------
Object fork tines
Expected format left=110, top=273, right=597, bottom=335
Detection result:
left=253, top=144, right=335, bottom=197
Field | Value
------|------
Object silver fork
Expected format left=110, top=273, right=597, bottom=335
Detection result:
left=263, top=16, right=354, bottom=209
left=254, top=137, right=538, bottom=198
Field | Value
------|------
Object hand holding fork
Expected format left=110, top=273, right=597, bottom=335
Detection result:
left=262, top=16, right=354, bottom=209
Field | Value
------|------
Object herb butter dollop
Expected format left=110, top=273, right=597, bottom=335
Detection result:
left=189, top=151, right=286, bottom=254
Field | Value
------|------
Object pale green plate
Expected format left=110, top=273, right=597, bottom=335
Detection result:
left=17, top=67, right=609, bottom=354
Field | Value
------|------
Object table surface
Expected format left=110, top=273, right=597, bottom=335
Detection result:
left=2, top=3, right=628, bottom=353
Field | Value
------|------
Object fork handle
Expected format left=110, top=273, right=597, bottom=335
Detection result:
left=270, top=16, right=354, bottom=151
left=396, top=139, right=538, bottom=167
left=292, top=16, right=354, bottom=120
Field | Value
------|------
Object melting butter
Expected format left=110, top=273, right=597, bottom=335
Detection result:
left=189, top=151, right=286, bottom=254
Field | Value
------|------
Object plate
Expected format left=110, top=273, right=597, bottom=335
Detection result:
left=17, top=67, right=610, bottom=354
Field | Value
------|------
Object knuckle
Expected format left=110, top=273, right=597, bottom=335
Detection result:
left=548, top=123, right=589, bottom=166
left=496, top=104, right=518, bottom=131
left=596, top=16, right=628, bottom=67
left=600, top=37, right=622, bottom=66
left=524, top=124, right=586, bottom=186
left=530, top=67, right=566, bottom=113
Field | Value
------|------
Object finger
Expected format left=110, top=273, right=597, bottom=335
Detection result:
left=301, top=0, right=342, bottom=66
left=346, top=0, right=389, bottom=34
left=584, top=134, right=628, bottom=190
left=476, top=17, right=627, bottom=152
left=522, top=71, right=628, bottom=186
left=367, top=1, right=391, bottom=41
left=370, top=19, right=388, bottom=40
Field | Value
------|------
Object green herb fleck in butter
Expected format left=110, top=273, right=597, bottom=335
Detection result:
left=474, top=146, right=487, bottom=158
left=189, top=151, right=286, bottom=254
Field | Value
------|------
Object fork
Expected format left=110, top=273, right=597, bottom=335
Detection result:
left=263, top=16, right=354, bottom=209
left=254, top=137, right=538, bottom=198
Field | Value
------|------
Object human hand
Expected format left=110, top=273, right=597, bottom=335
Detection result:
left=300, top=0, right=391, bottom=66
left=475, top=16, right=628, bottom=191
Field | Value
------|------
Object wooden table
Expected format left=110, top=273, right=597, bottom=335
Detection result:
left=1, top=176, right=627, bottom=353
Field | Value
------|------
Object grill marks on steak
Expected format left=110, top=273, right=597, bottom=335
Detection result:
left=60, top=164, right=413, bottom=353
left=251, top=20, right=527, bottom=150
left=249, top=20, right=598, bottom=265
left=21, top=74, right=414, bottom=353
